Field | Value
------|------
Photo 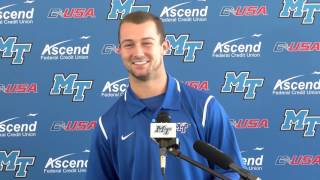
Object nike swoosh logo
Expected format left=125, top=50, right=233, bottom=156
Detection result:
left=121, top=131, right=134, bottom=141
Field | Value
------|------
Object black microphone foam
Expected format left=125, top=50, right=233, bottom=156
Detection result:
left=156, top=111, right=171, bottom=123
left=193, top=140, right=233, bottom=170
left=154, top=111, right=174, bottom=148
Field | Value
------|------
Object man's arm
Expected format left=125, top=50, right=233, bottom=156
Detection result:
left=203, top=98, right=243, bottom=180
left=86, top=117, right=118, bottom=180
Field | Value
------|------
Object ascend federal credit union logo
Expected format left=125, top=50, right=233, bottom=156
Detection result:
left=41, top=36, right=91, bottom=61
left=0, top=0, right=35, bottom=25
left=241, top=147, right=264, bottom=171
left=160, top=1, right=208, bottom=23
left=101, top=78, right=128, bottom=98
left=0, top=113, right=39, bottom=138
left=44, top=150, right=89, bottom=174
left=212, top=34, right=262, bottom=58
left=273, top=71, right=320, bottom=96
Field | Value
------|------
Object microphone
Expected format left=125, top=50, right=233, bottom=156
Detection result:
left=193, top=140, right=261, bottom=180
left=150, top=111, right=177, bottom=176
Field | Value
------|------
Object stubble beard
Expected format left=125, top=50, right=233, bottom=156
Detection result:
left=128, top=58, right=163, bottom=82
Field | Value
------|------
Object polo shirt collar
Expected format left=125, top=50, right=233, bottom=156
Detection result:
left=124, top=74, right=181, bottom=117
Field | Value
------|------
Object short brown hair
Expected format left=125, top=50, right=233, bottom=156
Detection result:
left=118, top=11, right=165, bottom=44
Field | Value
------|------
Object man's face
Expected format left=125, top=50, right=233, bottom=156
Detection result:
left=118, top=20, right=168, bottom=81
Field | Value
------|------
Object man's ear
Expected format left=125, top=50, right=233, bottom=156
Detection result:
left=115, top=46, right=120, bottom=54
left=161, top=40, right=170, bottom=55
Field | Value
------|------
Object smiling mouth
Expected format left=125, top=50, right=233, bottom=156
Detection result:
left=132, top=61, right=149, bottom=65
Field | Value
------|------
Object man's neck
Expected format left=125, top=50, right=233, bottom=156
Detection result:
left=129, top=73, right=167, bottom=99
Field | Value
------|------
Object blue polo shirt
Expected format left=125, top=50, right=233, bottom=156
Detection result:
left=87, top=75, right=243, bottom=180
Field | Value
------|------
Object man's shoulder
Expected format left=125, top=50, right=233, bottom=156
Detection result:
left=179, top=81, right=215, bottom=102
left=100, top=96, right=126, bottom=123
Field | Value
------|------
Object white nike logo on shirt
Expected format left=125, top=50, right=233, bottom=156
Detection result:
left=121, top=131, right=134, bottom=141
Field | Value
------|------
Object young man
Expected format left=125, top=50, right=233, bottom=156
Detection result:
left=86, top=12, right=243, bottom=180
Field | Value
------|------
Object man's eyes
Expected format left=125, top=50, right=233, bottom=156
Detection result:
left=142, top=42, right=153, bottom=46
left=122, top=42, right=153, bottom=48
left=123, top=43, right=133, bottom=48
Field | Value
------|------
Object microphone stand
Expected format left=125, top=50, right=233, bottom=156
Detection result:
left=167, top=147, right=231, bottom=180
left=236, top=167, right=262, bottom=180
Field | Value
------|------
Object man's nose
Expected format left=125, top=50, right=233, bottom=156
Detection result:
left=132, top=44, right=144, bottom=57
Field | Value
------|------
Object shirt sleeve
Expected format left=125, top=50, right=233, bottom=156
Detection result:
left=203, top=98, right=244, bottom=180
left=86, top=117, right=119, bottom=180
